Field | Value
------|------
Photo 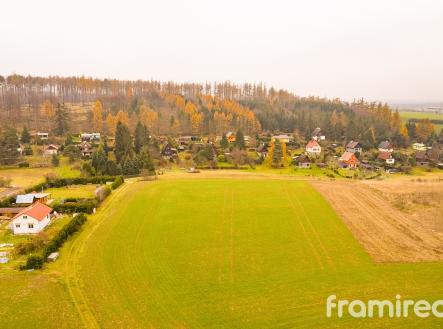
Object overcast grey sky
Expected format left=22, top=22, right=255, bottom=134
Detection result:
left=1, top=0, right=442, bottom=102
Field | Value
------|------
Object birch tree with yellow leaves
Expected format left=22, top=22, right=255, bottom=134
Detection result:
left=92, top=100, right=103, bottom=132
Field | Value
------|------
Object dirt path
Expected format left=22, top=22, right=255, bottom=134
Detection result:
left=311, top=180, right=443, bottom=262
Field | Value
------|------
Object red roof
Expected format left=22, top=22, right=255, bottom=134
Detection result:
left=13, top=202, right=52, bottom=222
left=306, top=140, right=320, bottom=149
left=378, top=151, right=392, bottom=160
left=340, top=151, right=357, bottom=162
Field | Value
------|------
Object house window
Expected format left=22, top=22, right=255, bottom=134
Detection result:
left=23, top=215, right=27, bottom=219
left=28, top=223, right=34, bottom=229
left=15, top=224, right=20, bottom=228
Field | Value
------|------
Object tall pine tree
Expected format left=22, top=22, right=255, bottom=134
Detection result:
left=53, top=103, right=69, bottom=136
left=234, top=130, right=245, bottom=150
left=134, top=122, right=149, bottom=153
left=114, top=122, right=132, bottom=164
left=0, top=127, right=20, bottom=165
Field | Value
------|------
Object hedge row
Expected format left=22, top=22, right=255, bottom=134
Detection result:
left=43, top=214, right=87, bottom=258
left=20, top=214, right=88, bottom=270
left=53, top=199, right=98, bottom=214
left=111, top=176, right=124, bottom=189
left=25, top=176, right=118, bottom=193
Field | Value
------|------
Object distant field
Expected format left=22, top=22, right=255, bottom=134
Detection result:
left=0, top=162, right=80, bottom=189
left=1, top=175, right=443, bottom=328
left=399, top=111, right=443, bottom=132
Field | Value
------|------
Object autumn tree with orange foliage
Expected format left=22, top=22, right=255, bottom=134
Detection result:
left=139, top=104, right=158, bottom=132
left=415, top=119, right=434, bottom=142
left=92, top=100, right=103, bottom=132
left=106, top=113, right=117, bottom=135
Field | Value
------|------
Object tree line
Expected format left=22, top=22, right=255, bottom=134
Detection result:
left=0, top=74, right=439, bottom=146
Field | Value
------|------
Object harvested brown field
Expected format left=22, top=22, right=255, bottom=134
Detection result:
left=311, top=178, right=443, bottom=262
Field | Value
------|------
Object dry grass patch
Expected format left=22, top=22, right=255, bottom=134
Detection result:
left=311, top=179, right=443, bottom=262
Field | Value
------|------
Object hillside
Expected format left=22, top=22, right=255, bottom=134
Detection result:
left=0, top=74, right=425, bottom=148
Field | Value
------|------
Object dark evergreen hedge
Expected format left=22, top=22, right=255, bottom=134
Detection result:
left=24, top=176, right=118, bottom=193
left=111, top=176, right=124, bottom=189
left=53, top=199, right=98, bottom=214
left=42, top=214, right=87, bottom=259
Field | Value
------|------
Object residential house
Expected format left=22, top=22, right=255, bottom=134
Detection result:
left=415, top=151, right=429, bottom=166
left=36, top=132, right=49, bottom=140
left=161, top=143, right=178, bottom=158
left=226, top=132, right=236, bottom=143
left=44, top=144, right=59, bottom=156
left=339, top=151, right=359, bottom=169
left=10, top=202, right=52, bottom=234
left=345, top=141, right=362, bottom=154
left=271, top=134, right=294, bottom=143
left=412, top=143, right=427, bottom=151
left=178, top=136, right=193, bottom=145
left=257, top=143, right=269, bottom=158
left=378, top=151, right=395, bottom=165
left=294, top=154, right=311, bottom=168
left=378, top=141, right=394, bottom=153
left=16, top=193, right=51, bottom=205
left=305, top=140, right=321, bottom=156
left=427, top=144, right=442, bottom=163
left=311, top=127, right=325, bottom=141
left=81, top=133, right=101, bottom=142
left=79, top=141, right=93, bottom=158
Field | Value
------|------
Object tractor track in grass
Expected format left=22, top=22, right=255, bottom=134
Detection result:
left=282, top=186, right=325, bottom=270
left=289, top=186, right=336, bottom=269
left=63, top=180, right=135, bottom=329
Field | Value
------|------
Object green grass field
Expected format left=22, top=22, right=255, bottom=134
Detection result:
left=399, top=111, right=443, bottom=133
left=46, top=184, right=97, bottom=200
left=1, top=175, right=443, bottom=328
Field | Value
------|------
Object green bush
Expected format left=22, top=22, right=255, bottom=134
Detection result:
left=53, top=200, right=97, bottom=214
left=20, top=255, right=44, bottom=270
left=111, top=176, right=124, bottom=189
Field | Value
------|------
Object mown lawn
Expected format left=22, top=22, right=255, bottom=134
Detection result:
left=45, top=185, right=97, bottom=201
left=1, top=176, right=443, bottom=328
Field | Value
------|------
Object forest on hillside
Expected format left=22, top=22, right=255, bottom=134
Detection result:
left=0, top=74, right=438, bottom=147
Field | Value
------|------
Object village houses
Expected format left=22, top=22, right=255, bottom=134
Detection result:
left=345, top=141, right=362, bottom=154
left=271, top=134, right=294, bottom=143
left=378, top=151, right=395, bottom=165
left=339, top=151, right=359, bottom=169
left=79, top=141, right=93, bottom=158
left=378, top=141, right=394, bottom=153
left=311, top=128, right=325, bottom=141
left=305, top=140, right=321, bottom=156
left=15, top=193, right=51, bottom=205
left=44, top=144, right=59, bottom=156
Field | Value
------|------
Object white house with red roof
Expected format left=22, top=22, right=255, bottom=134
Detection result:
left=305, top=140, right=321, bottom=155
left=10, top=202, right=53, bottom=234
